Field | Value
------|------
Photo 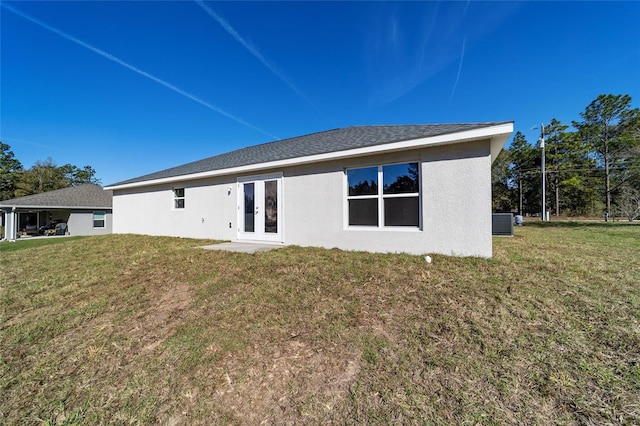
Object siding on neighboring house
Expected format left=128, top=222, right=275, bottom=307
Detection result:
left=67, top=210, right=113, bottom=236
left=0, top=184, right=113, bottom=240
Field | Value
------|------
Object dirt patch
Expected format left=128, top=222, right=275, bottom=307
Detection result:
left=213, top=338, right=360, bottom=424
left=136, top=283, right=193, bottom=353
left=78, top=280, right=194, bottom=355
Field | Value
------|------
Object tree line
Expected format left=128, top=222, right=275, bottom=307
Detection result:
left=0, top=142, right=100, bottom=201
left=493, top=94, right=640, bottom=221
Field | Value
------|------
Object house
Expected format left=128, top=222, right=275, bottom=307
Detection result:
left=0, top=184, right=113, bottom=241
left=105, top=123, right=513, bottom=257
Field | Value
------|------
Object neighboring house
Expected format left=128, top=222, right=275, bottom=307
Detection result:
left=0, top=184, right=113, bottom=241
left=105, top=123, right=513, bottom=257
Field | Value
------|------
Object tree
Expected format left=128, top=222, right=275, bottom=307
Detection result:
left=509, top=131, right=537, bottom=215
left=0, top=142, right=101, bottom=199
left=573, top=94, right=640, bottom=220
left=544, top=119, right=595, bottom=216
left=492, top=148, right=513, bottom=212
left=545, top=119, right=569, bottom=216
left=59, top=164, right=101, bottom=186
left=613, top=143, right=640, bottom=220
left=616, top=184, right=640, bottom=221
left=14, top=158, right=68, bottom=197
left=0, top=141, right=24, bottom=201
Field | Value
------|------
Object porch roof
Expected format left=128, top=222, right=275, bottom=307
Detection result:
left=0, top=184, right=112, bottom=210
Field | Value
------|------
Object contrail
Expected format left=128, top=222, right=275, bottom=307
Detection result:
left=1, top=136, right=50, bottom=148
left=448, top=37, right=466, bottom=104
left=195, top=0, right=320, bottom=113
left=2, top=3, right=278, bottom=140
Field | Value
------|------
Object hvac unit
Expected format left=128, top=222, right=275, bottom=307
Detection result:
left=492, top=213, right=514, bottom=236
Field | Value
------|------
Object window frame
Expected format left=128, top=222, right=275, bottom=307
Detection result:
left=93, top=211, right=106, bottom=229
left=173, top=187, right=185, bottom=209
left=345, top=161, right=421, bottom=230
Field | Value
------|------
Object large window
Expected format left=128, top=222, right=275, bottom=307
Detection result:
left=174, top=188, right=185, bottom=209
left=346, top=162, right=420, bottom=228
left=93, top=211, right=106, bottom=228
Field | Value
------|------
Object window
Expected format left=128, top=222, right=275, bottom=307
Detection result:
left=174, top=188, right=185, bottom=209
left=93, top=211, right=106, bottom=228
left=346, top=162, right=420, bottom=228
left=347, top=167, right=378, bottom=226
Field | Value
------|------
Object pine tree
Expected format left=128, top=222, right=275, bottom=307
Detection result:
left=573, top=94, right=640, bottom=220
left=508, top=131, right=537, bottom=215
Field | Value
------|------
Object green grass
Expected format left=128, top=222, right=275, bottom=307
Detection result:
left=0, top=236, right=86, bottom=253
left=1, top=226, right=639, bottom=425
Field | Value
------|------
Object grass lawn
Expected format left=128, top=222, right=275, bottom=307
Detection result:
left=0, top=236, right=86, bottom=253
left=1, top=224, right=639, bottom=424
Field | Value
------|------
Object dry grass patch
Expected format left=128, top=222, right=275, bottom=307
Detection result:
left=1, top=224, right=639, bottom=424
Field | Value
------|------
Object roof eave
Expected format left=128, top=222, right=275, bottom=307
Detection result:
left=0, top=205, right=112, bottom=210
left=105, top=122, right=514, bottom=191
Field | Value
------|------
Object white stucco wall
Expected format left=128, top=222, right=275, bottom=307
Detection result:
left=112, top=176, right=237, bottom=241
left=422, top=141, right=493, bottom=256
left=112, top=139, right=494, bottom=257
left=283, top=140, right=492, bottom=257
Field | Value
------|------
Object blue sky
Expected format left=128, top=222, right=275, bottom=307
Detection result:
left=1, top=1, right=638, bottom=185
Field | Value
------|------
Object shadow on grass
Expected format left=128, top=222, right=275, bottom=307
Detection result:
left=524, top=220, right=640, bottom=228
left=0, top=236, right=86, bottom=252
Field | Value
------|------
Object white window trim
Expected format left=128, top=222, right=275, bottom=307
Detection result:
left=93, top=211, right=106, bottom=229
left=344, top=162, right=422, bottom=231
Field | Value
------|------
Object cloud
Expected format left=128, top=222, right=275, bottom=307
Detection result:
left=448, top=37, right=466, bottom=104
left=2, top=2, right=278, bottom=140
left=366, top=3, right=458, bottom=105
left=1, top=136, right=50, bottom=148
left=195, top=0, right=319, bottom=114
left=366, top=2, right=519, bottom=106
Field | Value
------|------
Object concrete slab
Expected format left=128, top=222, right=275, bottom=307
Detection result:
left=198, top=242, right=284, bottom=254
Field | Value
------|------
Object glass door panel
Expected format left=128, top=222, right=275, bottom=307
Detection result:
left=243, top=183, right=255, bottom=232
left=264, top=180, right=278, bottom=234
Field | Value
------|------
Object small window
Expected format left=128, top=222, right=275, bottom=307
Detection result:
left=93, top=211, right=106, bottom=228
left=174, top=188, right=185, bottom=209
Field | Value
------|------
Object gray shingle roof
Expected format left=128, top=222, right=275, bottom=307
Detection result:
left=0, top=184, right=112, bottom=208
left=109, top=123, right=510, bottom=186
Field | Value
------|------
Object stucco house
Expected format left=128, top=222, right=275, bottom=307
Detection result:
left=1, top=184, right=113, bottom=241
left=105, top=122, right=513, bottom=257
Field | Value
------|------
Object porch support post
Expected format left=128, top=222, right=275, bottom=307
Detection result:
left=8, top=207, right=17, bottom=241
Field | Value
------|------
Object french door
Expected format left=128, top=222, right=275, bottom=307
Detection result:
left=237, top=174, right=282, bottom=242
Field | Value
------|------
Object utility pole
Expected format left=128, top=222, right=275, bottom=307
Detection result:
left=539, top=123, right=546, bottom=221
